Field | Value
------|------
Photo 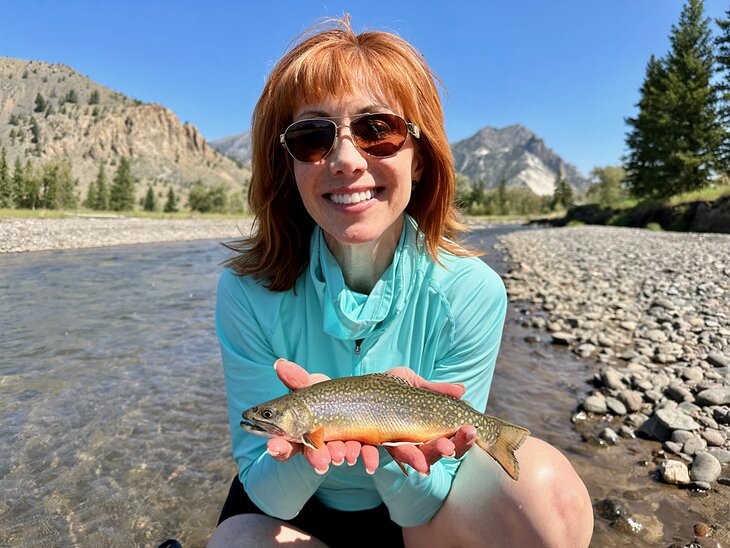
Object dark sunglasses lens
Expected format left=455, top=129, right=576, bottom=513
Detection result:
left=285, top=119, right=336, bottom=162
left=352, top=114, right=408, bottom=157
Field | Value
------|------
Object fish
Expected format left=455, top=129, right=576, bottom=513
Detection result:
left=241, top=373, right=530, bottom=480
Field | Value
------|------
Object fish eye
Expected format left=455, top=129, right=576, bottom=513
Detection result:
left=261, top=408, right=274, bottom=420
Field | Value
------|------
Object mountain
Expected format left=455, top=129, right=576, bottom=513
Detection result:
left=0, top=57, right=250, bottom=200
left=212, top=125, right=589, bottom=197
left=210, top=131, right=251, bottom=166
left=451, top=125, right=589, bottom=196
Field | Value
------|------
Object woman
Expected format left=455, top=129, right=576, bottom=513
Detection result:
left=209, top=17, right=593, bottom=547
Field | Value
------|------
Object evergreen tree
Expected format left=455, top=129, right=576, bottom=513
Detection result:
left=661, top=0, right=722, bottom=194
left=94, top=162, right=110, bottom=210
left=164, top=186, right=178, bottom=213
left=21, top=160, right=40, bottom=209
left=715, top=8, right=730, bottom=174
left=54, top=162, right=79, bottom=209
left=40, top=163, right=58, bottom=209
left=0, top=147, right=11, bottom=208
left=143, top=184, right=157, bottom=211
left=551, top=171, right=574, bottom=210
left=109, top=157, right=135, bottom=211
left=89, top=90, right=100, bottom=105
left=624, top=56, right=671, bottom=197
left=11, top=158, right=24, bottom=207
left=497, top=178, right=508, bottom=215
left=34, top=93, right=47, bottom=113
left=84, top=178, right=98, bottom=209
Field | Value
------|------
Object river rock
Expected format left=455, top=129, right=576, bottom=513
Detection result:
left=601, top=367, right=625, bottom=390
left=600, top=427, right=620, bottom=445
left=618, top=390, right=644, bottom=413
left=707, top=352, right=730, bottom=368
left=551, top=332, right=573, bottom=345
left=682, top=436, right=708, bottom=456
left=690, top=452, right=722, bottom=483
left=606, top=397, right=628, bottom=416
left=696, top=386, right=730, bottom=406
left=638, top=414, right=673, bottom=441
left=707, top=447, right=730, bottom=464
left=671, top=430, right=695, bottom=444
left=655, top=408, right=701, bottom=431
left=701, top=429, right=726, bottom=447
left=583, top=394, right=608, bottom=414
left=665, top=382, right=694, bottom=403
left=659, top=459, right=690, bottom=484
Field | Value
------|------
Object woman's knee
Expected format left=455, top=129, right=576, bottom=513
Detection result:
left=207, top=514, right=328, bottom=548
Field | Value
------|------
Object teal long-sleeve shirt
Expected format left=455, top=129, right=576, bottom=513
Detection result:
left=215, top=216, right=507, bottom=527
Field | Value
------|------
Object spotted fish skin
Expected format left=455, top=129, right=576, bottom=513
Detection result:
left=241, top=373, right=530, bottom=480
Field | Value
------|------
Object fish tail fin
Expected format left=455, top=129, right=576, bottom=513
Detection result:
left=475, top=420, right=530, bottom=481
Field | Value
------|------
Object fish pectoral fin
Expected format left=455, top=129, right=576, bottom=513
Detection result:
left=302, top=427, right=325, bottom=450
left=385, top=447, right=410, bottom=476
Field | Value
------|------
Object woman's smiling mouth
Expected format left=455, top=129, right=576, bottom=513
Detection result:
left=327, top=188, right=380, bottom=204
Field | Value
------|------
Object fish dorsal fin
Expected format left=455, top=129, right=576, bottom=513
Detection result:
left=372, top=373, right=411, bottom=387
left=302, top=427, right=325, bottom=450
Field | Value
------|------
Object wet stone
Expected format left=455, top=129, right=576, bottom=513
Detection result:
left=659, top=459, right=690, bottom=484
left=690, top=452, right=722, bottom=483
left=619, top=425, right=636, bottom=438
left=638, top=414, right=673, bottom=441
left=694, top=522, right=712, bottom=538
left=690, top=481, right=713, bottom=491
left=612, top=516, right=644, bottom=535
left=576, top=343, right=596, bottom=357
left=593, top=498, right=629, bottom=520
left=550, top=332, right=573, bottom=345
left=600, top=427, right=620, bottom=445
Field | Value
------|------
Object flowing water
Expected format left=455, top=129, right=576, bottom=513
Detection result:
left=0, top=227, right=726, bottom=547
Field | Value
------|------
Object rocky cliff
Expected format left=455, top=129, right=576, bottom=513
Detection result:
left=0, top=57, right=250, bottom=200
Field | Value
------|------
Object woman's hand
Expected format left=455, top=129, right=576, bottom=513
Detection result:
left=266, top=359, right=478, bottom=476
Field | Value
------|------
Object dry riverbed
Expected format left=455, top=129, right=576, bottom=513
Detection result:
left=499, top=225, right=730, bottom=546
left=0, top=216, right=253, bottom=254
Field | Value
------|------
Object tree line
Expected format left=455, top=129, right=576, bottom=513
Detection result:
left=0, top=148, right=245, bottom=214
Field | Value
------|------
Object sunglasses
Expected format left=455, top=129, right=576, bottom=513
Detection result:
left=279, top=112, right=421, bottom=163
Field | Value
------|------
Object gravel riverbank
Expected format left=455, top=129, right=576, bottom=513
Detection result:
left=499, top=225, right=730, bottom=542
left=0, top=216, right=253, bottom=254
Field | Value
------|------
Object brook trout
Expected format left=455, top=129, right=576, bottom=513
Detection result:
left=241, top=373, right=530, bottom=480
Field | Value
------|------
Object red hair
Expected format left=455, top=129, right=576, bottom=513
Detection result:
left=224, top=16, right=471, bottom=290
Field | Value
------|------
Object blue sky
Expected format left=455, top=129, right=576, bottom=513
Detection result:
left=2, top=1, right=728, bottom=175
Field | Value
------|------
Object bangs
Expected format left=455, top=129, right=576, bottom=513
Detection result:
left=279, top=36, right=422, bottom=119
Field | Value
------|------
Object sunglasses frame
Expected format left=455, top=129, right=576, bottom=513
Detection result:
left=279, top=112, right=421, bottom=163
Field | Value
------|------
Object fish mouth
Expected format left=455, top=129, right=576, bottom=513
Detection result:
left=240, top=419, right=268, bottom=433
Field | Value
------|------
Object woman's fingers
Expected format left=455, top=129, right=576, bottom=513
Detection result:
left=360, top=444, right=380, bottom=474
left=304, top=445, right=332, bottom=475
left=386, top=367, right=465, bottom=399
left=327, top=441, right=347, bottom=466
left=344, top=441, right=361, bottom=466
left=266, top=438, right=298, bottom=461
left=387, top=444, right=430, bottom=475
left=274, top=358, right=330, bottom=390
left=452, top=425, right=478, bottom=459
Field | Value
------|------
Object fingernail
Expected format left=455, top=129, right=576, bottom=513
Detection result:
left=267, top=449, right=281, bottom=458
left=332, top=459, right=344, bottom=466
left=366, top=468, right=375, bottom=475
left=315, top=465, right=329, bottom=475
left=419, top=470, right=430, bottom=477
left=443, top=451, right=456, bottom=459
left=346, top=459, right=356, bottom=466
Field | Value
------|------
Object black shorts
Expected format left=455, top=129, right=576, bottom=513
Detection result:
left=218, top=475, right=405, bottom=547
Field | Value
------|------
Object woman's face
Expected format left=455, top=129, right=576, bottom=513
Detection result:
left=290, top=92, right=423, bottom=255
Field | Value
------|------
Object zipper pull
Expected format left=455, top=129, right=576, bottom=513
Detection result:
left=354, top=338, right=364, bottom=355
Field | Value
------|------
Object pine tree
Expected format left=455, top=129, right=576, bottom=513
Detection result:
left=715, top=8, right=730, bottom=174
left=143, top=185, right=157, bottom=211
left=84, top=178, right=98, bottom=209
left=551, top=171, right=574, bottom=210
left=497, top=178, right=508, bottom=215
left=11, top=158, right=23, bottom=207
left=89, top=90, right=100, bottom=105
left=0, top=147, right=11, bottom=208
left=661, top=0, right=722, bottom=194
left=34, top=93, right=47, bottom=113
left=94, top=162, right=110, bottom=210
left=624, top=56, right=671, bottom=197
left=164, top=186, right=178, bottom=213
left=40, top=163, right=58, bottom=209
left=109, top=157, right=135, bottom=211
left=21, top=160, right=40, bottom=209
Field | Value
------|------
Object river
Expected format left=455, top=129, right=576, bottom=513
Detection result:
left=0, top=226, right=725, bottom=546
